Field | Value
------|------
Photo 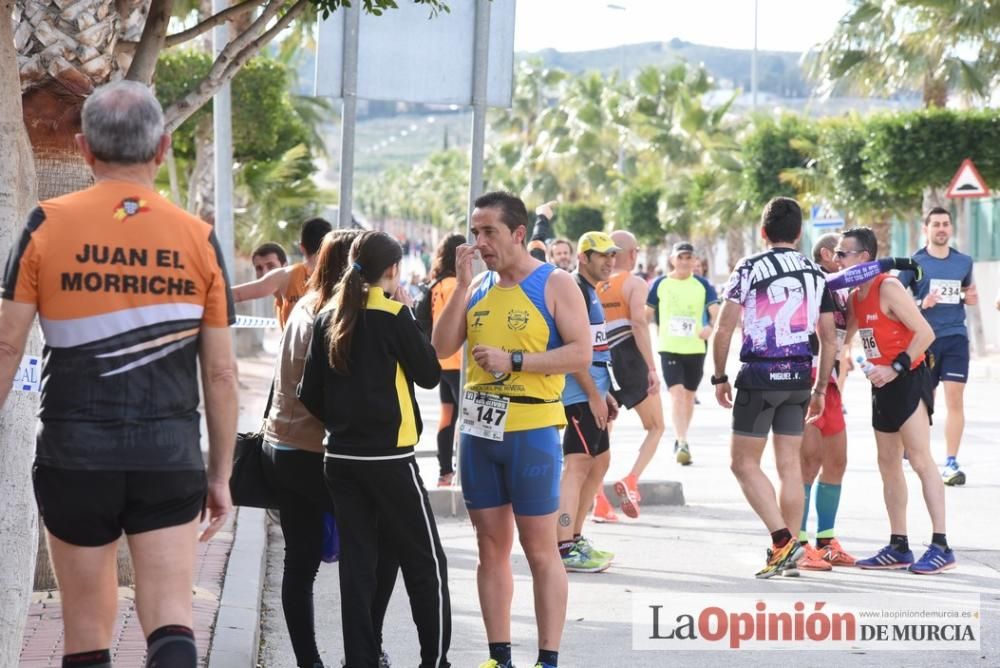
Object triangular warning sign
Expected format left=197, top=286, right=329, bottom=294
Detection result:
left=945, top=158, right=990, bottom=198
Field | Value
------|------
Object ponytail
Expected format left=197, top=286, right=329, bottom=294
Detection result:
left=325, top=230, right=403, bottom=374
left=326, top=266, right=365, bottom=374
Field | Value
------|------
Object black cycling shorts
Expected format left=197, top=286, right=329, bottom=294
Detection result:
left=609, top=338, right=650, bottom=409
left=562, top=402, right=611, bottom=457
left=872, top=363, right=934, bottom=433
left=732, top=388, right=811, bottom=438
left=33, top=466, right=207, bottom=547
left=660, top=352, right=706, bottom=391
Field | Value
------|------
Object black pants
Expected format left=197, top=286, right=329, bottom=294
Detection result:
left=265, top=443, right=399, bottom=667
left=437, top=370, right=461, bottom=477
left=325, top=454, right=451, bottom=668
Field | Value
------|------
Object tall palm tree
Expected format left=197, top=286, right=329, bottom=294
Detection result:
left=807, top=0, right=999, bottom=108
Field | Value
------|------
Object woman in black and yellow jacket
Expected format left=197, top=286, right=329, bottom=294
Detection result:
left=298, top=230, right=450, bottom=668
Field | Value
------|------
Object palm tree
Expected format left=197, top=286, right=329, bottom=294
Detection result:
left=807, top=0, right=1000, bottom=108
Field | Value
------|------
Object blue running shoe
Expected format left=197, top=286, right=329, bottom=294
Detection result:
left=910, top=544, right=957, bottom=574
left=856, top=544, right=914, bottom=570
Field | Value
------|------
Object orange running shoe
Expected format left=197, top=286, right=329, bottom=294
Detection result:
left=797, top=543, right=833, bottom=571
left=613, top=477, right=641, bottom=519
left=820, top=538, right=857, bottom=567
left=591, top=491, right=619, bottom=523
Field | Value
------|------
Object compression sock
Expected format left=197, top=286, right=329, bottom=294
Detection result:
left=437, top=424, right=455, bottom=476
left=932, top=533, right=950, bottom=551
left=537, top=649, right=559, bottom=667
left=890, top=534, right=910, bottom=554
left=63, top=650, right=111, bottom=667
left=770, top=528, right=793, bottom=548
left=488, top=642, right=512, bottom=666
left=558, top=539, right=575, bottom=558
left=799, top=483, right=813, bottom=543
left=815, top=482, right=842, bottom=541
left=146, top=625, right=197, bottom=668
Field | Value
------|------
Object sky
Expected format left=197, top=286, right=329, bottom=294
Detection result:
left=513, top=0, right=852, bottom=54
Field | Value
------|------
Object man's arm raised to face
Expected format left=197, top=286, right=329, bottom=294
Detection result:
left=432, top=243, right=477, bottom=359
left=230, top=265, right=293, bottom=303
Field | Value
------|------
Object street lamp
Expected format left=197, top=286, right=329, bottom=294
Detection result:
left=752, top=0, right=758, bottom=110
left=608, top=3, right=627, bottom=176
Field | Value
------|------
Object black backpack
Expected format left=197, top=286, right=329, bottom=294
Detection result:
left=413, top=277, right=442, bottom=336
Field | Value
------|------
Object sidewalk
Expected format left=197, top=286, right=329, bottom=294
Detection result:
left=19, top=521, right=233, bottom=666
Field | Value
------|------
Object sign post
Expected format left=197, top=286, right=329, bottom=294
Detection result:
left=944, top=159, right=989, bottom=356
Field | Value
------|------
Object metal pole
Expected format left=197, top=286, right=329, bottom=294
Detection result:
left=608, top=4, right=626, bottom=175
left=338, top=3, right=361, bottom=229
left=212, top=0, right=234, bottom=274
left=466, top=0, right=491, bottom=227
left=751, top=0, right=758, bottom=110
left=455, top=0, right=492, bottom=487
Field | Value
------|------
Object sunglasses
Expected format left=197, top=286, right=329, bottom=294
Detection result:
left=834, top=249, right=864, bottom=258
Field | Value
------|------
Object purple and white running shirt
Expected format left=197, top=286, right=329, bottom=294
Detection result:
left=722, top=247, right=835, bottom=390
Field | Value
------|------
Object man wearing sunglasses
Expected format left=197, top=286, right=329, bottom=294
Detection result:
left=838, top=227, right=954, bottom=575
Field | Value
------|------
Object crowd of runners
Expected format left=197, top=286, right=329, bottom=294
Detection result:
left=0, top=81, right=986, bottom=668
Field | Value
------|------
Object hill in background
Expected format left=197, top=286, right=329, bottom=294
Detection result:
left=308, top=38, right=918, bottom=179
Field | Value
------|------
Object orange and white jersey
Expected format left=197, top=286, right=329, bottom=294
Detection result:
left=1, top=180, right=234, bottom=471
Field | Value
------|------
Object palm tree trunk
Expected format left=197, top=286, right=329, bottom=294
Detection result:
left=17, top=0, right=148, bottom=591
left=872, top=210, right=893, bottom=256
left=725, top=226, right=746, bottom=272
left=0, top=2, right=41, bottom=661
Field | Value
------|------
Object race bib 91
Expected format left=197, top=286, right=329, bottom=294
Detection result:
left=669, top=315, right=697, bottom=337
left=459, top=391, right=510, bottom=441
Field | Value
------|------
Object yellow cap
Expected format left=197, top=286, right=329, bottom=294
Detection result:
left=577, top=231, right=621, bottom=255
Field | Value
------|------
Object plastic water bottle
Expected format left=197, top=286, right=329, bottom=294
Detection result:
left=856, top=354, right=874, bottom=375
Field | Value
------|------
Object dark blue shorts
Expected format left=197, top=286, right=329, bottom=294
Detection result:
left=459, top=426, right=562, bottom=516
left=928, top=334, right=969, bottom=385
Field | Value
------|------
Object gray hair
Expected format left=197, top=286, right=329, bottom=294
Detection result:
left=81, top=80, right=165, bottom=165
left=812, top=232, right=840, bottom=263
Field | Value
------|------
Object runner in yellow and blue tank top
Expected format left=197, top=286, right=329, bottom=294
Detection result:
left=432, top=192, right=591, bottom=668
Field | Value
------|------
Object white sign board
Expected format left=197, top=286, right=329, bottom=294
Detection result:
left=315, top=0, right=516, bottom=107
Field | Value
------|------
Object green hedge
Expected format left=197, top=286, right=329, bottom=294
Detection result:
left=559, top=203, right=605, bottom=243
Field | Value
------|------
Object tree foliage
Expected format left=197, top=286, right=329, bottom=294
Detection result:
left=155, top=51, right=310, bottom=162
left=616, top=184, right=662, bottom=244
left=559, top=203, right=605, bottom=242
left=740, top=115, right=817, bottom=210
left=807, top=0, right=1000, bottom=107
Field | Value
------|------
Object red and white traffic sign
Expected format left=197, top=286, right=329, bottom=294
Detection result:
left=945, top=158, right=990, bottom=198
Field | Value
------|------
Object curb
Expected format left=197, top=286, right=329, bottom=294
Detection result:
left=426, top=480, right=685, bottom=518
left=207, top=507, right=268, bottom=668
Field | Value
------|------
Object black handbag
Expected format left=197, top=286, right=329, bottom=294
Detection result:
left=229, top=381, right=280, bottom=509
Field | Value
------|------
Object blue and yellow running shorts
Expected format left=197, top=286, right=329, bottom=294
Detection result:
left=459, top=426, right=562, bottom=516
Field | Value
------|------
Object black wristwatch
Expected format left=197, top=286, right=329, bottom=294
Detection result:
left=511, top=351, right=524, bottom=372
left=710, top=374, right=729, bottom=385
left=891, top=351, right=911, bottom=375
